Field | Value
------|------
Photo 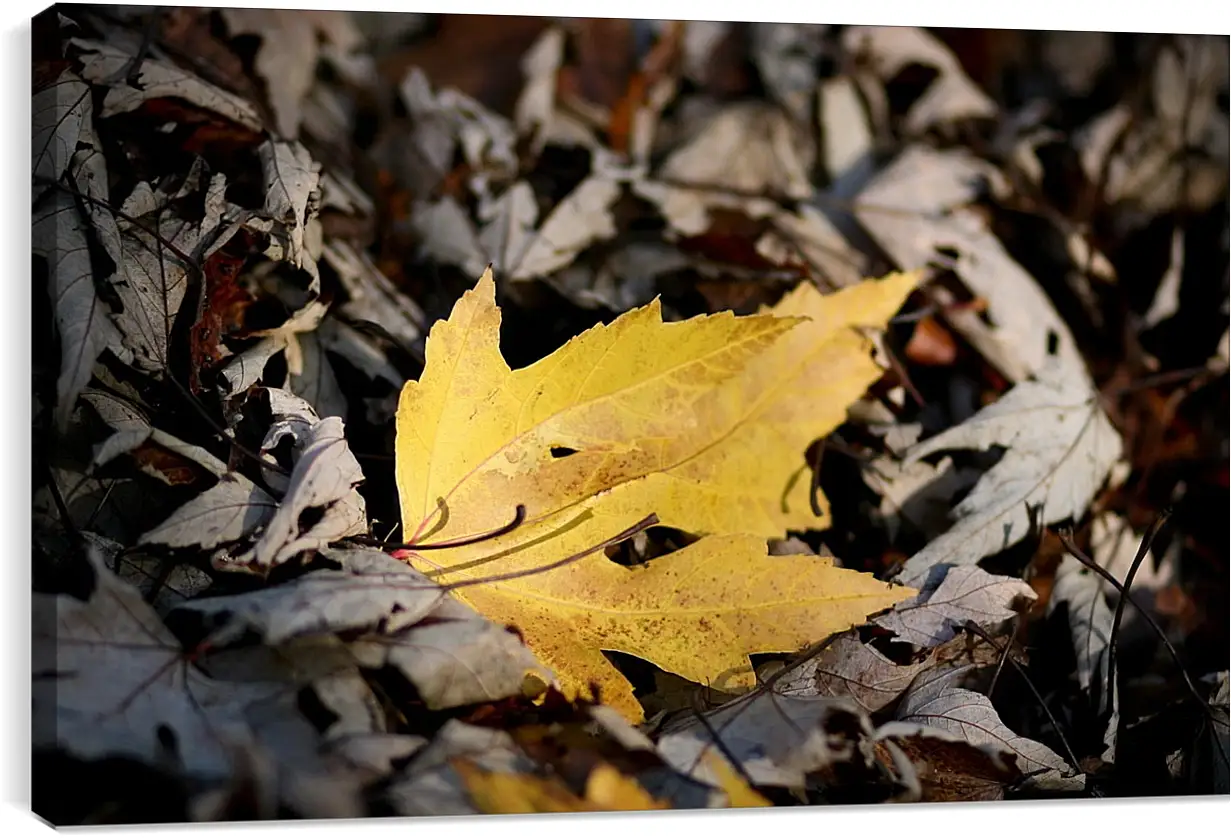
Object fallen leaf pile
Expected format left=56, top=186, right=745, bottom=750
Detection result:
left=29, top=8, right=1228, bottom=824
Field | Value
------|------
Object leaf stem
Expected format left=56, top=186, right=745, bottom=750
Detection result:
left=439, top=514, right=660, bottom=592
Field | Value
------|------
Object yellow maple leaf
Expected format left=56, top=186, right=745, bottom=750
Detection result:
left=453, top=759, right=669, bottom=813
left=700, top=751, right=773, bottom=808
left=395, top=268, right=919, bottom=720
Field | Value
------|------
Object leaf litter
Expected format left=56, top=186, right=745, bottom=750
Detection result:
left=30, top=9, right=1228, bottom=823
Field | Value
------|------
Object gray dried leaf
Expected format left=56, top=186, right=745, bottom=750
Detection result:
left=818, top=76, right=874, bottom=182
left=289, top=331, right=347, bottom=420
left=412, top=196, right=488, bottom=278
left=478, top=181, right=538, bottom=275
left=383, top=721, right=534, bottom=816
left=71, top=530, right=210, bottom=615
left=399, top=67, right=518, bottom=192
left=316, top=318, right=404, bottom=390
left=326, top=733, right=427, bottom=782
left=171, top=548, right=447, bottom=646
left=894, top=363, right=1123, bottom=587
left=33, top=189, right=124, bottom=430
left=71, top=38, right=262, bottom=130
left=636, top=103, right=813, bottom=236
left=752, top=23, right=829, bottom=123
left=33, top=550, right=304, bottom=777
left=260, top=140, right=322, bottom=277
left=777, top=631, right=931, bottom=713
left=1049, top=555, right=1117, bottom=761
left=1090, top=512, right=1173, bottom=594
left=754, top=205, right=868, bottom=290
left=349, top=616, right=551, bottom=711
left=219, top=300, right=329, bottom=395
left=510, top=175, right=622, bottom=280
left=896, top=674, right=1083, bottom=792
left=513, top=27, right=566, bottom=152
left=33, top=70, right=89, bottom=188
left=856, top=147, right=1085, bottom=383
left=36, top=468, right=168, bottom=544
left=875, top=564, right=1036, bottom=647
left=843, top=27, right=996, bottom=133
left=266, top=386, right=321, bottom=426
left=140, top=473, right=279, bottom=550
left=188, top=738, right=366, bottom=821
left=220, top=416, right=365, bottom=572
left=865, top=454, right=977, bottom=542
left=322, top=240, right=424, bottom=349
left=108, top=213, right=198, bottom=371
left=220, top=9, right=362, bottom=140
left=84, top=390, right=231, bottom=478
left=116, top=551, right=214, bottom=612
left=657, top=692, right=874, bottom=788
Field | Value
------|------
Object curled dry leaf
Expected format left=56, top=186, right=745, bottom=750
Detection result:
left=752, top=23, right=830, bottom=123
left=513, top=27, right=566, bottom=152
left=220, top=9, right=365, bottom=140
left=658, top=692, right=875, bottom=789
left=71, top=38, right=263, bottom=130
left=894, top=362, right=1123, bottom=587
left=873, top=721, right=1024, bottom=802
left=1090, top=512, right=1174, bottom=595
left=864, top=453, right=978, bottom=542
left=399, top=67, right=518, bottom=193
left=85, top=389, right=230, bottom=479
left=221, top=415, right=367, bottom=573
left=856, top=147, right=1086, bottom=384
left=896, top=672, right=1084, bottom=792
left=842, top=27, right=997, bottom=133
left=874, top=564, right=1037, bottom=648
left=259, top=140, right=322, bottom=279
left=508, top=173, right=622, bottom=281
left=325, top=733, right=427, bottom=783
left=777, top=631, right=933, bottom=713
left=219, top=300, right=329, bottom=395
left=394, top=269, right=919, bottom=719
left=289, top=330, right=347, bottom=419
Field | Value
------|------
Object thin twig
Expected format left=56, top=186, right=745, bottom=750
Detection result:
left=963, top=620, right=1082, bottom=773
left=687, top=697, right=763, bottom=794
left=1056, top=528, right=1229, bottom=769
left=986, top=614, right=1017, bottom=698
left=1105, top=511, right=1171, bottom=723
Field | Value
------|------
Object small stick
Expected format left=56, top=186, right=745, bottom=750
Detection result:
left=963, top=620, right=1082, bottom=774
left=1056, top=527, right=1228, bottom=769
left=1105, top=511, right=1171, bottom=725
